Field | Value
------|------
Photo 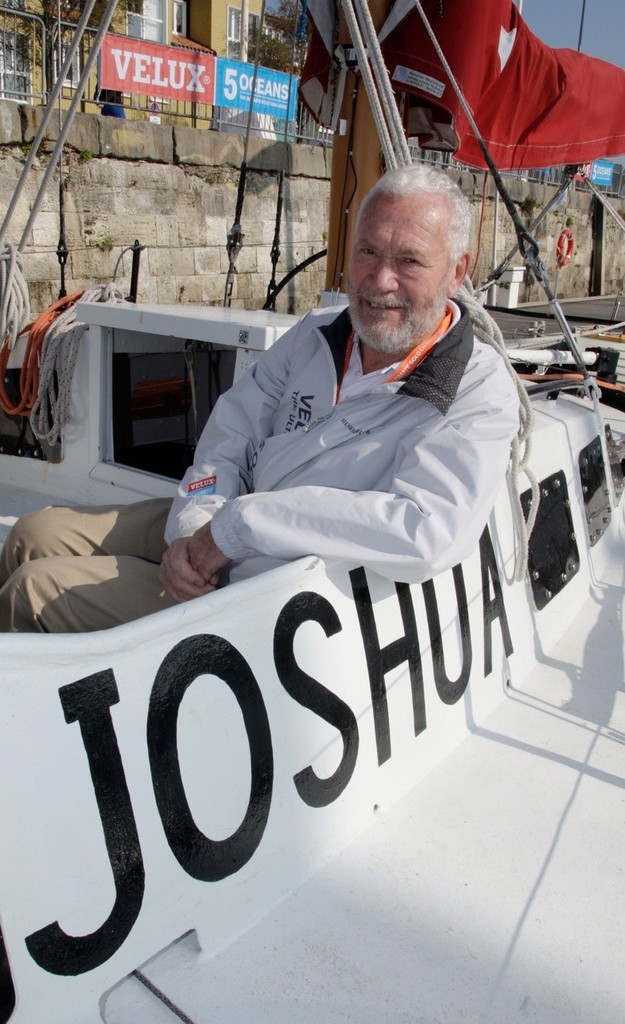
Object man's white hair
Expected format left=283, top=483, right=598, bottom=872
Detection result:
left=357, top=164, right=471, bottom=264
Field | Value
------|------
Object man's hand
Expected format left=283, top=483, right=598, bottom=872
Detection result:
left=159, top=525, right=231, bottom=604
left=187, top=521, right=231, bottom=581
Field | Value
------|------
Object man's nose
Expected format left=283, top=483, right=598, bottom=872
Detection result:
left=368, top=258, right=399, bottom=291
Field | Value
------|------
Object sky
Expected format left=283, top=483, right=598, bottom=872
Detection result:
left=519, top=0, right=625, bottom=71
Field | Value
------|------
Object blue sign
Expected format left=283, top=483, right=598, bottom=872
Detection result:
left=215, top=59, right=298, bottom=120
left=590, top=160, right=614, bottom=187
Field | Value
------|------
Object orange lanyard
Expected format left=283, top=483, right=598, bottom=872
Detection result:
left=338, top=307, right=454, bottom=401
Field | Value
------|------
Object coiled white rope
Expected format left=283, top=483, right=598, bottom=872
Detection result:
left=30, top=283, right=124, bottom=447
left=457, top=279, right=539, bottom=581
left=0, top=244, right=31, bottom=350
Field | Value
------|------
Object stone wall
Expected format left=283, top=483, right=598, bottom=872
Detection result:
left=1, top=99, right=623, bottom=320
left=0, top=101, right=331, bottom=317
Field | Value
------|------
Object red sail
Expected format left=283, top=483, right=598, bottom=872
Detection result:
left=300, top=0, right=625, bottom=169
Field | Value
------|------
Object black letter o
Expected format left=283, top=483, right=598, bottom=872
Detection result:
left=147, top=635, right=273, bottom=881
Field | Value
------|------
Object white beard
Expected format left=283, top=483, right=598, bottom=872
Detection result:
left=348, top=288, right=449, bottom=357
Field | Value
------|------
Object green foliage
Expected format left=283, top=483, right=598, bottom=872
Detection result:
left=518, top=195, right=539, bottom=220
left=251, top=0, right=309, bottom=74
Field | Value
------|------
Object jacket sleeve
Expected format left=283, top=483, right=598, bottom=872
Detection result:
left=164, top=314, right=312, bottom=543
left=208, top=361, right=520, bottom=584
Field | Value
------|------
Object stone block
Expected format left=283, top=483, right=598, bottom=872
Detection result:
left=26, top=250, right=63, bottom=286
left=137, top=276, right=158, bottom=304
left=101, top=119, right=174, bottom=163
left=194, top=248, right=222, bottom=275
left=174, top=126, right=237, bottom=168
left=246, top=138, right=286, bottom=174
left=0, top=101, right=22, bottom=145
left=199, top=272, right=228, bottom=304
left=22, top=107, right=100, bottom=156
left=148, top=246, right=195, bottom=278
left=73, top=245, right=118, bottom=281
left=175, top=276, right=204, bottom=304
left=31, top=212, right=60, bottom=248
left=155, top=216, right=181, bottom=248
left=155, top=276, right=179, bottom=303
left=287, top=144, right=330, bottom=180
left=202, top=218, right=229, bottom=249
left=176, top=128, right=246, bottom=169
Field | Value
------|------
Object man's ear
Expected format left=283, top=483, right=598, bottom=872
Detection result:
left=449, top=251, right=472, bottom=295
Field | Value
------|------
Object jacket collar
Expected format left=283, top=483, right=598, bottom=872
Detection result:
left=319, top=302, right=474, bottom=416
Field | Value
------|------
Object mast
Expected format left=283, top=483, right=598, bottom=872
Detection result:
left=324, top=0, right=390, bottom=295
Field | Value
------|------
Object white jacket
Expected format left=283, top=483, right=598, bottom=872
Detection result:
left=165, top=303, right=520, bottom=584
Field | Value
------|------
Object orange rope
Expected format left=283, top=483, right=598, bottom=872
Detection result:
left=0, top=291, right=83, bottom=417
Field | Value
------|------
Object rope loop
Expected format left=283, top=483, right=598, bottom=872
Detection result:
left=0, top=243, right=31, bottom=352
left=29, top=283, right=125, bottom=446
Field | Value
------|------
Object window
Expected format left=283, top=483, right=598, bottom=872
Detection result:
left=173, top=0, right=187, bottom=36
left=53, top=32, right=80, bottom=90
left=0, top=5, right=32, bottom=100
left=227, top=5, right=260, bottom=61
left=126, top=0, right=164, bottom=43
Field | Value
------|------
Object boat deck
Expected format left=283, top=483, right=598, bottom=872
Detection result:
left=489, top=294, right=624, bottom=335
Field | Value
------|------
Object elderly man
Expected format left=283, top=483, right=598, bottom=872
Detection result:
left=0, top=164, right=520, bottom=631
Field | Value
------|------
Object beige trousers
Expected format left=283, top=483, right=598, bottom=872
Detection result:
left=0, top=498, right=175, bottom=632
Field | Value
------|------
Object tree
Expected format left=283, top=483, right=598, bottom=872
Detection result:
left=251, top=0, right=309, bottom=75
left=39, top=0, right=125, bottom=94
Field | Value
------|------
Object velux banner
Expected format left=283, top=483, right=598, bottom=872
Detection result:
left=100, top=34, right=298, bottom=120
left=101, top=33, right=216, bottom=104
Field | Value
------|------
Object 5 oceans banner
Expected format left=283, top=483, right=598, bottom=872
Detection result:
left=100, top=33, right=299, bottom=121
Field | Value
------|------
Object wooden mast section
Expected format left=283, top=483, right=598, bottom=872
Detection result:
left=324, top=0, right=392, bottom=295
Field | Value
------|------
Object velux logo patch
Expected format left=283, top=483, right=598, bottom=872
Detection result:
left=187, top=476, right=216, bottom=496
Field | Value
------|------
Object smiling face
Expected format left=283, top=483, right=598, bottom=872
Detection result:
left=348, top=193, right=470, bottom=361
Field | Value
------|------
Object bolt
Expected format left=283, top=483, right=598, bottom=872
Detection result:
left=545, top=590, right=553, bottom=600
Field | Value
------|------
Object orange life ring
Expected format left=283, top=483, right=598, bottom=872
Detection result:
left=556, top=228, right=574, bottom=269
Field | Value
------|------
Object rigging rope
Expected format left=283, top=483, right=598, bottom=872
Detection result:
left=224, top=0, right=268, bottom=306
left=351, top=0, right=411, bottom=165
left=30, top=283, right=124, bottom=446
left=264, top=0, right=303, bottom=310
left=339, top=0, right=411, bottom=171
left=456, top=280, right=538, bottom=581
